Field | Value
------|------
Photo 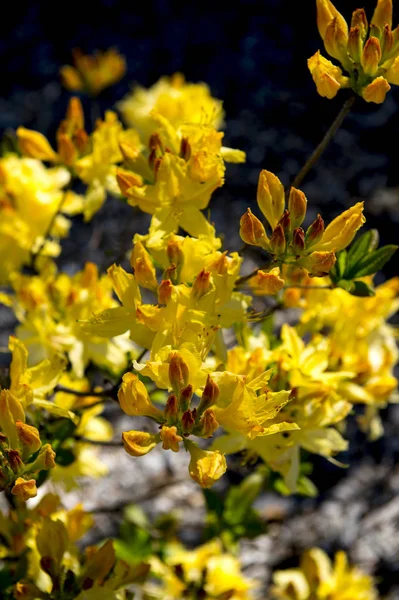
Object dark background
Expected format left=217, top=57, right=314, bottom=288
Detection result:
left=1, top=0, right=399, bottom=594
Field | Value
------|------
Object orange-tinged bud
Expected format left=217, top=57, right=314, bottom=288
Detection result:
left=381, top=24, right=394, bottom=56
left=158, top=279, right=173, bottom=304
left=29, top=444, right=56, bottom=472
left=11, top=477, right=37, bottom=501
left=351, top=8, right=368, bottom=40
left=159, top=425, right=183, bottom=452
left=16, top=127, right=58, bottom=162
left=277, top=210, right=291, bottom=236
left=239, top=208, right=269, bottom=248
left=324, top=17, right=350, bottom=63
left=182, top=409, right=196, bottom=434
left=8, top=449, right=23, bottom=473
left=292, top=228, right=306, bottom=256
left=187, top=441, right=227, bottom=488
left=198, top=375, right=220, bottom=415
left=167, top=238, right=184, bottom=267
left=66, top=96, right=85, bottom=129
left=179, top=384, right=193, bottom=413
left=131, top=241, right=158, bottom=290
left=116, top=168, right=143, bottom=196
left=57, top=134, right=77, bottom=166
left=192, top=269, right=212, bottom=300
left=15, top=421, right=41, bottom=459
left=316, top=0, right=348, bottom=41
left=118, top=373, right=163, bottom=420
left=164, top=394, right=179, bottom=423
left=371, top=0, right=392, bottom=30
left=122, top=430, right=160, bottom=457
left=257, top=170, right=285, bottom=230
left=288, top=187, right=307, bottom=229
left=249, top=267, right=285, bottom=296
left=169, top=352, right=189, bottom=395
left=270, top=224, right=286, bottom=256
left=194, top=409, right=219, bottom=438
left=348, top=26, right=363, bottom=62
left=361, top=37, right=382, bottom=76
left=362, top=76, right=391, bottom=103
left=300, top=250, right=337, bottom=277
left=306, top=214, right=325, bottom=246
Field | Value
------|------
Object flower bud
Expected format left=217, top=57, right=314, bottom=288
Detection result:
left=187, top=441, right=227, bottom=488
left=300, top=250, right=337, bottom=277
left=351, top=8, right=368, bottom=40
left=168, top=352, right=189, bottom=395
left=239, top=209, right=269, bottom=248
left=0, top=389, right=25, bottom=450
left=348, top=26, right=363, bottom=62
left=16, top=128, right=58, bottom=162
left=160, top=425, right=183, bottom=452
left=277, top=210, right=291, bottom=236
left=310, top=203, right=365, bottom=252
left=362, top=76, right=391, bottom=103
left=371, top=0, right=392, bottom=31
left=192, top=269, right=212, bottom=300
left=158, top=279, right=173, bottom=304
left=116, top=168, right=143, bottom=196
left=28, top=444, right=56, bottom=472
left=305, top=214, right=325, bottom=246
left=167, top=238, right=184, bottom=269
left=257, top=170, right=285, bottom=230
left=11, top=477, right=37, bottom=501
left=37, top=518, right=69, bottom=571
left=181, top=410, right=196, bottom=434
left=249, top=267, right=285, bottom=296
left=324, top=17, right=349, bottom=63
left=292, top=227, right=306, bottom=256
left=198, top=375, right=220, bottom=415
left=316, top=0, right=348, bottom=41
left=60, top=65, right=83, bottom=91
left=15, top=421, right=41, bottom=460
left=270, top=225, right=286, bottom=256
left=122, top=430, right=160, bottom=457
left=82, top=539, right=116, bottom=585
left=131, top=241, right=158, bottom=291
left=381, top=24, right=394, bottom=57
left=164, top=394, right=179, bottom=424
left=57, top=134, right=77, bottom=166
left=118, top=373, right=163, bottom=420
left=361, top=37, right=382, bottom=76
left=8, top=449, right=23, bottom=473
left=194, top=409, right=219, bottom=438
left=179, top=384, right=193, bottom=413
left=288, top=187, right=307, bottom=229
left=66, top=96, right=85, bottom=130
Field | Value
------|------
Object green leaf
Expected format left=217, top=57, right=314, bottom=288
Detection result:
left=55, top=448, right=76, bottom=467
left=350, top=280, right=376, bottom=297
left=347, top=229, right=379, bottom=273
left=296, top=475, right=318, bottom=497
left=350, top=245, right=398, bottom=278
left=336, top=279, right=354, bottom=293
left=336, top=250, right=347, bottom=279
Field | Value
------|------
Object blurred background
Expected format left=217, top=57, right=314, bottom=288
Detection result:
left=1, top=0, right=399, bottom=596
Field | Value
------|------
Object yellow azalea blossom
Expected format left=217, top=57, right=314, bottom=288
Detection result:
left=0, top=155, right=72, bottom=283
left=272, top=547, right=377, bottom=599
left=75, top=111, right=142, bottom=220
left=310, top=0, right=399, bottom=103
left=60, top=48, right=126, bottom=96
left=118, top=72, right=224, bottom=141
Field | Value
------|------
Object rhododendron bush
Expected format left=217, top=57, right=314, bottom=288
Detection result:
left=0, top=1, right=397, bottom=598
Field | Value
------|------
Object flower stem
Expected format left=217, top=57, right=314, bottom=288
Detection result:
left=286, top=94, right=356, bottom=198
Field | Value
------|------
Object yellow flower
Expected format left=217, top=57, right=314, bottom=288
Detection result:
left=60, top=48, right=126, bottom=96
left=118, top=72, right=224, bottom=141
left=159, top=425, right=183, bottom=452
left=118, top=372, right=163, bottom=420
left=248, top=267, right=285, bottom=295
left=310, top=0, right=399, bottom=103
left=122, top=430, right=160, bottom=457
left=309, top=202, right=365, bottom=252
left=16, top=127, right=58, bottom=162
left=11, top=477, right=37, bottom=501
left=187, top=441, right=227, bottom=488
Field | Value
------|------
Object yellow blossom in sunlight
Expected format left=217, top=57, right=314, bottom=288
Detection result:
left=122, top=430, right=160, bottom=457
left=310, top=0, right=399, bottom=103
left=60, top=48, right=126, bottom=96
left=187, top=440, right=227, bottom=488
left=118, top=72, right=224, bottom=141
left=272, top=547, right=377, bottom=600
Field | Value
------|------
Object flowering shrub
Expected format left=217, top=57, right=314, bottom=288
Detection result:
left=0, top=0, right=397, bottom=597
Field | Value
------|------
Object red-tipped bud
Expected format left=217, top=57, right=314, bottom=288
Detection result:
left=351, top=8, right=368, bottom=40
left=306, top=214, right=325, bottom=246
left=270, top=224, right=286, bottom=256
left=158, top=279, right=173, bottom=304
left=361, top=37, right=382, bottom=76
left=239, top=208, right=269, bottom=248
left=324, top=17, right=349, bottom=63
left=348, top=26, right=363, bottom=63
left=381, top=23, right=394, bottom=56
left=179, top=384, right=193, bottom=413
left=194, top=409, right=219, bottom=438
left=292, top=227, right=306, bottom=256
left=288, top=187, right=307, bottom=229
left=8, top=450, right=23, bottom=473
left=181, top=409, right=196, bottom=434
left=198, top=375, right=219, bottom=415
left=192, top=269, right=212, bottom=300
left=277, top=210, right=291, bottom=236
left=168, top=353, right=189, bottom=395
left=164, top=394, right=179, bottom=424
